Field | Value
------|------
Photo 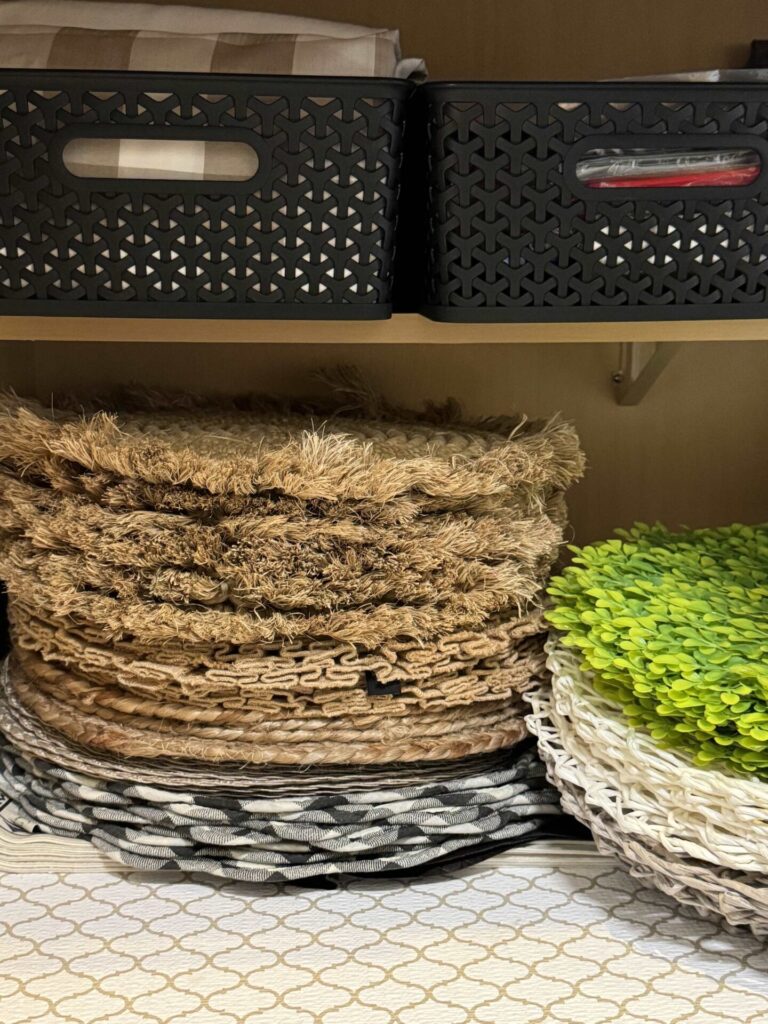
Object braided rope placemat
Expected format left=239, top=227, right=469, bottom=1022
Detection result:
left=0, top=671, right=527, bottom=792
left=45, top=472, right=571, bottom=523
left=19, top=648, right=522, bottom=737
left=10, top=657, right=530, bottom=765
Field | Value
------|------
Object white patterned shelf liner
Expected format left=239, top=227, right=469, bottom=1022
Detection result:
left=1, top=828, right=767, bottom=1024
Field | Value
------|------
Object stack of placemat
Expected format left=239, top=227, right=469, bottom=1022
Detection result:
left=528, top=523, right=768, bottom=935
left=0, top=376, right=585, bottom=880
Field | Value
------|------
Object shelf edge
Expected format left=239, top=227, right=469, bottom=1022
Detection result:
left=0, top=314, right=767, bottom=344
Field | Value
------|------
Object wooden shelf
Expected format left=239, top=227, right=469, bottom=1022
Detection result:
left=1, top=314, right=768, bottom=345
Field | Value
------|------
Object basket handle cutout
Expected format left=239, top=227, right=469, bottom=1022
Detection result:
left=576, top=146, right=761, bottom=189
left=62, top=136, right=259, bottom=183
left=564, top=134, right=768, bottom=200
left=49, top=124, right=264, bottom=194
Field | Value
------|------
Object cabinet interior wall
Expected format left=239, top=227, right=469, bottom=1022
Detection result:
left=120, top=0, right=768, bottom=80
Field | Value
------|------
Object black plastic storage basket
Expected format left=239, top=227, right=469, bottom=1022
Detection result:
left=421, top=82, right=768, bottom=321
left=0, top=71, right=410, bottom=319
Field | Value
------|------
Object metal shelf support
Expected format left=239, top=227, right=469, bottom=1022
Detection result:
left=612, top=342, right=681, bottom=405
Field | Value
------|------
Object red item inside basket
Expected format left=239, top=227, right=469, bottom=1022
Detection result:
left=586, top=165, right=761, bottom=188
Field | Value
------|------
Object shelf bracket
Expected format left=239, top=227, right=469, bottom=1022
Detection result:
left=612, top=341, right=681, bottom=405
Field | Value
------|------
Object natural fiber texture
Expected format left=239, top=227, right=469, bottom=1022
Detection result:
left=526, top=639, right=768, bottom=934
left=0, top=542, right=545, bottom=645
left=0, top=382, right=584, bottom=510
left=10, top=601, right=546, bottom=715
left=0, top=473, right=568, bottom=555
left=0, top=743, right=560, bottom=882
left=556, top=774, right=768, bottom=938
left=547, top=522, right=768, bottom=777
left=0, top=532, right=554, bottom=621
left=74, top=474, right=433, bottom=524
left=10, top=657, right=529, bottom=765
left=0, top=495, right=562, bottom=612
left=0, top=674, right=522, bottom=792
left=529, top=642, right=768, bottom=872
left=44, top=473, right=562, bottom=525
left=19, top=647, right=525, bottom=737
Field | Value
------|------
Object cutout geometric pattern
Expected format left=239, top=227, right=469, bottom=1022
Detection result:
left=0, top=72, right=408, bottom=317
left=424, top=86, right=768, bottom=319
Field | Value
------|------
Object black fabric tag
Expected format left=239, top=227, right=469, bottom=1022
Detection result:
left=364, top=670, right=401, bottom=697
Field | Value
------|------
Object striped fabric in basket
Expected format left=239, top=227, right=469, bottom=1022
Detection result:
left=0, top=8, right=424, bottom=181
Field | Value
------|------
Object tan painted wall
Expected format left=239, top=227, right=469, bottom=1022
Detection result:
left=119, top=0, right=768, bottom=80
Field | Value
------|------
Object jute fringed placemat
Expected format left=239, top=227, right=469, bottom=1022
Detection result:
left=525, top=639, right=768, bottom=935
left=0, top=475, right=568, bottom=569
left=10, top=600, right=546, bottom=714
left=0, top=376, right=584, bottom=878
left=0, top=742, right=564, bottom=882
left=0, top=379, right=585, bottom=512
left=0, top=542, right=546, bottom=646
left=0, top=533, right=553, bottom=624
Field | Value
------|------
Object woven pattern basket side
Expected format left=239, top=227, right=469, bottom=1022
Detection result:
left=422, top=83, right=768, bottom=322
left=0, top=72, right=409, bottom=319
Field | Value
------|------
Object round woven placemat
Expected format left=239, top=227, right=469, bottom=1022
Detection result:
left=0, top=473, right=568, bottom=560
left=20, top=647, right=524, bottom=736
left=526, top=641, right=768, bottom=873
left=0, top=741, right=560, bottom=883
left=0, top=665, right=527, bottom=791
left=46, top=472, right=569, bottom=523
left=2, top=766, right=556, bottom=856
left=0, top=539, right=545, bottom=646
left=555, top=773, right=768, bottom=938
left=0, top=740, right=554, bottom=821
left=1, top=532, right=554, bottom=621
left=0, top=386, right=584, bottom=510
left=11, top=602, right=546, bottom=715
left=10, top=655, right=529, bottom=765
left=0, top=487, right=563, bottom=613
